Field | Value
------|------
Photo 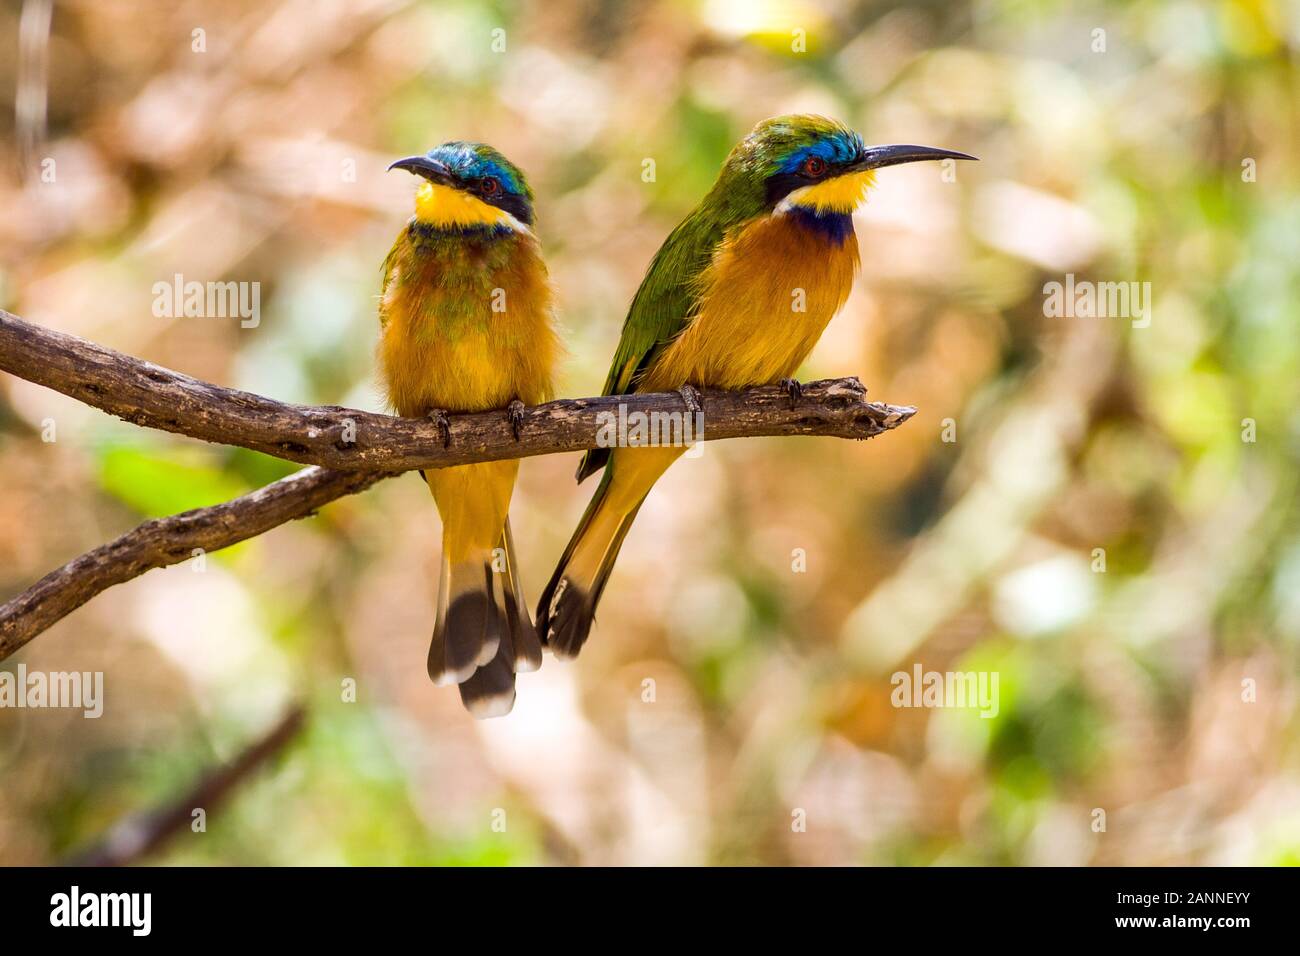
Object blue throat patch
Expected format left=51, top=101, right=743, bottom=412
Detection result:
left=787, top=206, right=855, bottom=245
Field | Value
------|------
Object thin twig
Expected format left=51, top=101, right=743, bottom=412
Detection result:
left=0, top=467, right=388, bottom=660
left=63, top=705, right=308, bottom=867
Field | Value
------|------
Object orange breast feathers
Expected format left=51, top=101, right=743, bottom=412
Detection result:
left=639, top=212, right=860, bottom=392
left=377, top=230, right=561, bottom=418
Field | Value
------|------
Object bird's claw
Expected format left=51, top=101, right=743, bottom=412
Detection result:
left=507, top=399, right=526, bottom=441
left=427, top=408, right=452, bottom=448
left=779, top=378, right=802, bottom=409
left=678, top=384, right=702, bottom=414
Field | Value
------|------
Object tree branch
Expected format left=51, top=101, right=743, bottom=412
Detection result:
left=0, top=466, right=387, bottom=660
left=0, top=308, right=915, bottom=657
left=0, top=309, right=914, bottom=471
left=63, top=704, right=307, bottom=866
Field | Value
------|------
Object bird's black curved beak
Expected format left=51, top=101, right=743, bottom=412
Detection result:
left=387, top=155, right=455, bottom=185
left=849, top=144, right=978, bottom=172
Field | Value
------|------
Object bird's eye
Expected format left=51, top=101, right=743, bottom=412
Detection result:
left=479, top=177, right=502, bottom=197
left=802, top=156, right=827, bottom=177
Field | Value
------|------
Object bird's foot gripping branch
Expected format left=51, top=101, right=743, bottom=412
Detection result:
left=0, top=308, right=914, bottom=658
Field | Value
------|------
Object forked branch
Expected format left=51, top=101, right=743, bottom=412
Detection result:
left=0, top=308, right=915, bottom=658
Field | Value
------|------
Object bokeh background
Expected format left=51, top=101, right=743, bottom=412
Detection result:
left=1, top=0, right=1297, bottom=866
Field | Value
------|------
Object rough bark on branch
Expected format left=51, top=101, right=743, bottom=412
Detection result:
left=0, top=309, right=915, bottom=471
left=0, top=308, right=916, bottom=659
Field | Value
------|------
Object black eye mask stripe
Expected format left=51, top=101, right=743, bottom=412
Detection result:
left=483, top=190, right=533, bottom=226
left=764, top=167, right=840, bottom=207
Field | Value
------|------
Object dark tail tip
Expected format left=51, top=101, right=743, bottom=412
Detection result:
left=543, top=578, right=597, bottom=660
left=458, top=637, right=517, bottom=719
left=431, top=587, right=496, bottom=685
left=503, top=586, right=543, bottom=673
left=575, top=448, right=609, bottom=484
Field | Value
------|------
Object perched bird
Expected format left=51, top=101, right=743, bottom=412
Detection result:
left=379, top=142, right=560, bottom=717
left=537, top=114, right=974, bottom=657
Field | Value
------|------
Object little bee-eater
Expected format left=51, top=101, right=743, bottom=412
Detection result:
left=380, top=142, right=560, bottom=718
left=538, top=115, right=974, bottom=656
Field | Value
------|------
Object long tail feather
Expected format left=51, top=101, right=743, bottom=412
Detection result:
left=458, top=622, right=517, bottom=718
left=538, top=448, right=681, bottom=657
left=500, top=518, right=543, bottom=673
left=537, top=467, right=645, bottom=659
left=424, top=458, right=541, bottom=718
left=430, top=515, right=544, bottom=717
left=430, top=558, right=497, bottom=685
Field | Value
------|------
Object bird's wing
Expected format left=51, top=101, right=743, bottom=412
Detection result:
left=576, top=210, right=727, bottom=482
left=377, top=229, right=405, bottom=329
left=601, top=209, right=725, bottom=396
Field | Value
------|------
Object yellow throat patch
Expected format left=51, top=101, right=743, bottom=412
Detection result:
left=414, top=181, right=514, bottom=229
left=785, top=169, right=877, bottom=214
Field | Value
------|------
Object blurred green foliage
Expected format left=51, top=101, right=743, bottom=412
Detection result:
left=0, top=0, right=1297, bottom=866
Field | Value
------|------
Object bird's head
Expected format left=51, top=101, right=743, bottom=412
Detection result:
left=724, top=114, right=975, bottom=216
left=389, top=142, right=534, bottom=232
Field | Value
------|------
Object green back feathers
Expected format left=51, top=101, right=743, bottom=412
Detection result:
left=596, top=114, right=859, bottom=398
left=575, top=115, right=860, bottom=482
